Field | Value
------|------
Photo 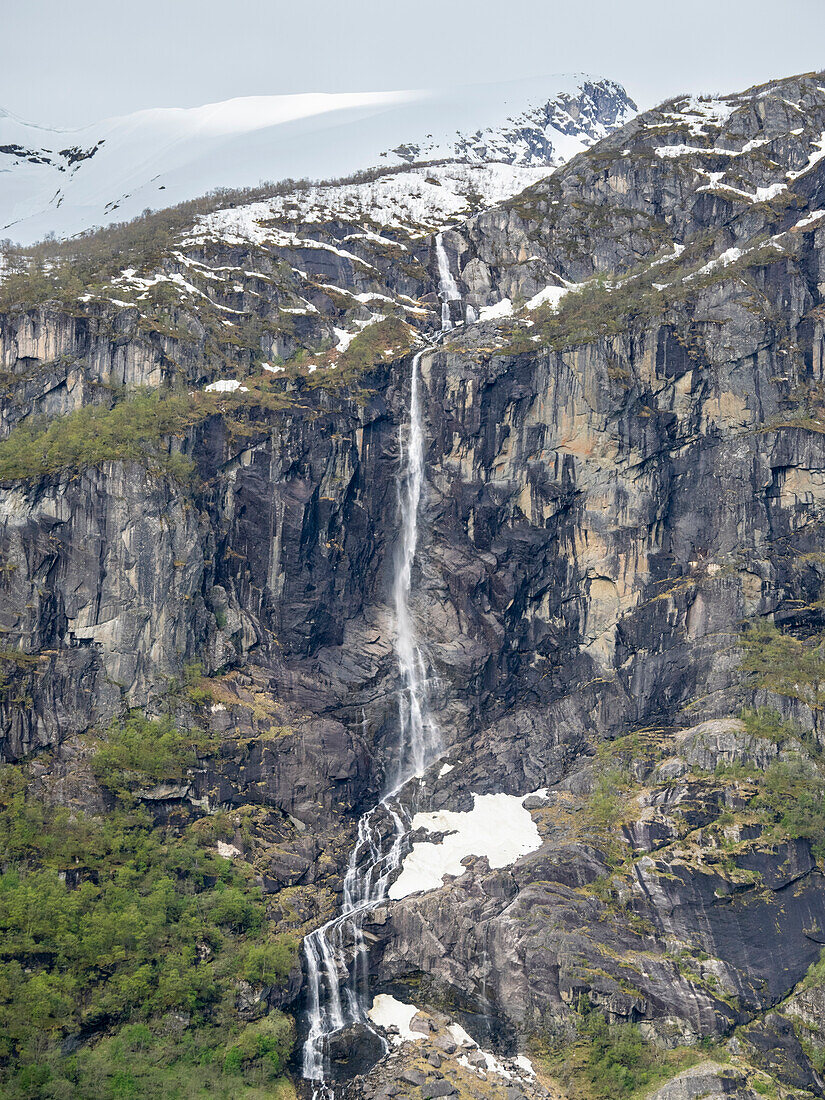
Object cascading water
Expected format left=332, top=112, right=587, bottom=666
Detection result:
left=391, top=350, right=441, bottom=783
left=300, top=347, right=441, bottom=1097
left=435, top=232, right=463, bottom=329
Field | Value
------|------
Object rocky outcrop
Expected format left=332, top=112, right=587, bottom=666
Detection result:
left=647, top=1062, right=761, bottom=1100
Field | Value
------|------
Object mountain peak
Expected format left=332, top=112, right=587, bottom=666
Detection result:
left=0, top=75, right=636, bottom=245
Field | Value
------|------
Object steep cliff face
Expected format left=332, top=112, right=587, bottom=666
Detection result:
left=3, top=69, right=825, bottom=1100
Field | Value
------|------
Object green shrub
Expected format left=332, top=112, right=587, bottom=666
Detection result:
left=739, top=706, right=798, bottom=742
left=587, top=766, right=631, bottom=830
left=757, top=759, right=825, bottom=856
left=221, top=1014, right=295, bottom=1080
left=0, top=389, right=202, bottom=482
left=235, top=938, right=298, bottom=987
left=579, top=1011, right=650, bottom=1097
left=740, top=620, right=825, bottom=710
left=0, top=743, right=295, bottom=1098
left=90, top=712, right=212, bottom=798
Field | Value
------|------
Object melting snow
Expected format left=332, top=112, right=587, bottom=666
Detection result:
left=754, top=183, right=787, bottom=202
left=205, top=379, right=247, bottom=393
left=795, top=210, right=825, bottom=230
left=367, top=994, right=424, bottom=1044
left=389, top=791, right=544, bottom=899
left=687, top=246, right=743, bottom=280
left=788, top=133, right=825, bottom=180
left=189, top=162, right=552, bottom=244
left=478, top=298, right=513, bottom=321
left=526, top=284, right=572, bottom=311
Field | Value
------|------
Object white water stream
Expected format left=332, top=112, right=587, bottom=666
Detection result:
left=301, top=243, right=461, bottom=1096
left=435, top=232, right=463, bottom=329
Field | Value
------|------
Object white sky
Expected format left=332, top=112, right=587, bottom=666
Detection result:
left=3, top=0, right=824, bottom=126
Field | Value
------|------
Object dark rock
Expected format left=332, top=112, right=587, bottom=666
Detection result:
left=422, top=1081, right=457, bottom=1099
left=400, top=1069, right=425, bottom=1087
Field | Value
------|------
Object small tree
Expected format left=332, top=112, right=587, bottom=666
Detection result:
left=740, top=620, right=825, bottom=710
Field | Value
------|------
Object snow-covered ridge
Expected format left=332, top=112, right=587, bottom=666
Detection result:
left=0, top=75, right=635, bottom=245
left=187, top=162, right=553, bottom=245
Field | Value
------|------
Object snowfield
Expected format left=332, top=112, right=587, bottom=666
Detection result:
left=0, top=74, right=635, bottom=245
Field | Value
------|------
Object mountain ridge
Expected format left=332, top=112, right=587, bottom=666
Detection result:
left=0, top=74, right=636, bottom=245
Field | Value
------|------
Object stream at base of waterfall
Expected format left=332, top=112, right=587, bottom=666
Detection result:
left=301, top=239, right=465, bottom=1097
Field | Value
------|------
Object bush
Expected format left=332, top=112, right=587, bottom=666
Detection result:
left=235, top=938, right=298, bottom=987
left=740, top=620, right=825, bottom=710
left=587, top=766, right=630, bottom=831
left=0, top=736, right=295, bottom=1098
left=90, top=712, right=212, bottom=798
left=758, top=759, right=825, bottom=856
left=221, top=1014, right=295, bottom=1080
left=740, top=706, right=799, bottom=742
left=579, top=1011, right=650, bottom=1097
left=0, top=389, right=203, bottom=482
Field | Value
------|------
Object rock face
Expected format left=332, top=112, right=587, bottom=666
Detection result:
left=5, top=68, right=825, bottom=1098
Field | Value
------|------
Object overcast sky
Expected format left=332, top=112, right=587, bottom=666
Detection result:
left=3, top=0, right=824, bottom=127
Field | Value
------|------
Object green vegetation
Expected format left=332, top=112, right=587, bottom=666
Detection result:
left=0, top=360, right=376, bottom=484
left=89, top=712, right=215, bottom=800
left=0, top=389, right=204, bottom=482
left=587, top=765, right=631, bottom=832
left=739, top=705, right=800, bottom=743
left=499, top=235, right=789, bottom=357
left=757, top=759, right=825, bottom=857
left=740, top=620, right=825, bottom=711
left=0, top=158, right=440, bottom=314
left=0, top=715, right=299, bottom=1099
left=334, top=316, right=414, bottom=375
left=295, top=315, right=415, bottom=389
left=533, top=1002, right=725, bottom=1100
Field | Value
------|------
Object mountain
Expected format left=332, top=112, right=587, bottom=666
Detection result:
left=0, top=75, right=635, bottom=244
left=4, top=67, right=825, bottom=1100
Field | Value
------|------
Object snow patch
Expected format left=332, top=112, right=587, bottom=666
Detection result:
left=526, top=284, right=572, bottom=311
left=205, top=379, right=247, bottom=393
left=688, top=246, right=743, bottom=280
left=389, top=791, right=544, bottom=899
left=367, top=994, right=424, bottom=1044
left=190, top=162, right=552, bottom=244
left=794, top=210, right=825, bottom=230
left=478, top=298, right=513, bottom=321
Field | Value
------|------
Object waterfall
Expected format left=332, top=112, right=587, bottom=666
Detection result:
left=300, top=349, right=440, bottom=1097
left=391, top=350, right=440, bottom=781
left=435, top=232, right=462, bottom=330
